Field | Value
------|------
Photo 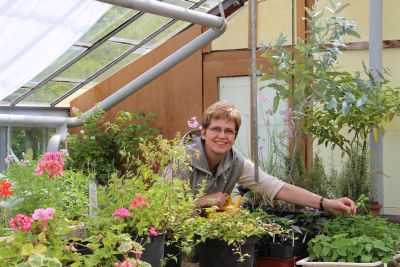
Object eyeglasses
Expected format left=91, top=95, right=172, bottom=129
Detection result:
left=207, top=127, right=236, bottom=137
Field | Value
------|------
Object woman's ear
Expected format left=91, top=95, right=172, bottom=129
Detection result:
left=200, top=128, right=206, bottom=140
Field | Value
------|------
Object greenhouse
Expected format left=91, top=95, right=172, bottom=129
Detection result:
left=0, top=0, right=400, bottom=266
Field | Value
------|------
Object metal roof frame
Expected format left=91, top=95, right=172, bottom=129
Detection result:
left=10, top=0, right=211, bottom=107
left=0, top=0, right=247, bottom=151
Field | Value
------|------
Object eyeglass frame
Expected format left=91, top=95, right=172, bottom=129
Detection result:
left=206, top=126, right=237, bottom=137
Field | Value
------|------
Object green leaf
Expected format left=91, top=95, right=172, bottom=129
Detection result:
left=335, top=3, right=351, bottom=14
left=32, top=244, right=47, bottom=254
left=27, top=254, right=44, bottom=267
left=183, top=246, right=192, bottom=255
left=347, top=29, right=361, bottom=38
left=20, top=244, right=34, bottom=256
left=342, top=101, right=350, bottom=116
left=356, top=95, right=367, bottom=107
left=43, top=257, right=62, bottom=267
left=273, top=95, right=280, bottom=113
left=327, top=99, right=337, bottom=110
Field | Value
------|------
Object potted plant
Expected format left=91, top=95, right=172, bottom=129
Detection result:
left=255, top=210, right=328, bottom=267
left=96, top=134, right=199, bottom=267
left=0, top=208, right=77, bottom=266
left=68, top=220, right=151, bottom=267
left=296, top=214, right=400, bottom=266
left=181, top=207, right=279, bottom=267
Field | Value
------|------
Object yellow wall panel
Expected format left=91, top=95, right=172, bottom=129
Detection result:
left=212, top=0, right=294, bottom=51
left=257, top=0, right=293, bottom=46
left=211, top=2, right=249, bottom=50
left=383, top=0, right=400, bottom=40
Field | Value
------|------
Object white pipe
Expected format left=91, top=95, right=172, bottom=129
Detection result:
left=96, top=0, right=224, bottom=29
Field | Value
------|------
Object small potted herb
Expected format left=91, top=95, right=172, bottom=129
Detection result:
left=181, top=208, right=279, bottom=267
left=296, top=215, right=400, bottom=266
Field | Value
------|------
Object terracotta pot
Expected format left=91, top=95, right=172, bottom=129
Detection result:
left=370, top=203, right=382, bottom=216
left=256, top=255, right=306, bottom=267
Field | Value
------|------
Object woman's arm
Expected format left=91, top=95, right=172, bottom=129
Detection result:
left=274, top=183, right=356, bottom=214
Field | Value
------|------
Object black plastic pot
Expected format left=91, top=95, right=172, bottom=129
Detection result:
left=164, top=240, right=183, bottom=267
left=198, top=237, right=258, bottom=267
left=267, top=241, right=308, bottom=260
left=268, top=243, right=295, bottom=260
left=136, top=234, right=165, bottom=267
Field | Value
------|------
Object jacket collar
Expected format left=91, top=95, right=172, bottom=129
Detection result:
left=187, top=134, right=235, bottom=177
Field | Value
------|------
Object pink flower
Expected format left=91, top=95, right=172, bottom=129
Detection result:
left=187, top=116, right=200, bottom=129
left=130, top=194, right=149, bottom=209
left=4, top=155, right=14, bottom=164
left=35, top=152, right=65, bottom=179
left=9, top=214, right=34, bottom=232
left=149, top=226, right=158, bottom=236
left=115, top=260, right=133, bottom=267
left=32, top=208, right=55, bottom=221
left=112, top=208, right=132, bottom=219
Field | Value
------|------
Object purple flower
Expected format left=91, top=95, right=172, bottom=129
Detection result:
left=257, top=95, right=268, bottom=103
left=279, top=108, right=293, bottom=121
left=187, top=116, right=200, bottom=129
left=4, top=155, right=14, bottom=164
left=265, top=108, right=274, bottom=116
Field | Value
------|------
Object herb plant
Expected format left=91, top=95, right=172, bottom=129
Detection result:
left=261, top=1, right=400, bottom=157
left=308, top=215, right=400, bottom=263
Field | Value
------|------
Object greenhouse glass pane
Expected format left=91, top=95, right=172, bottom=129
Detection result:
left=0, top=88, right=30, bottom=105
left=29, top=46, right=85, bottom=83
left=57, top=41, right=132, bottom=80
left=20, top=82, right=76, bottom=105
left=115, top=13, right=171, bottom=43
left=146, top=20, right=190, bottom=48
left=78, top=6, right=139, bottom=45
left=94, top=52, right=141, bottom=83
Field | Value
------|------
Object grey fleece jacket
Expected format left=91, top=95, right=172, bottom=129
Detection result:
left=181, top=130, right=285, bottom=201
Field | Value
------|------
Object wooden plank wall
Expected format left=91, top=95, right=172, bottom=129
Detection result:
left=70, top=26, right=204, bottom=139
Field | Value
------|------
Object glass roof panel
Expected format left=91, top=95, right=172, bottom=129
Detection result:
left=115, top=13, right=172, bottom=43
left=0, top=88, right=31, bottom=105
left=19, top=82, right=76, bottom=106
left=146, top=20, right=190, bottom=49
left=56, top=41, right=132, bottom=80
left=3, top=0, right=231, bottom=107
left=29, top=46, right=86, bottom=84
left=94, top=52, right=142, bottom=83
left=78, top=6, right=139, bottom=46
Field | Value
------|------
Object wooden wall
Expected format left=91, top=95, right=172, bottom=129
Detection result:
left=70, top=25, right=204, bottom=139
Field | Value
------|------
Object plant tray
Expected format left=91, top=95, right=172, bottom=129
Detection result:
left=296, top=256, right=400, bottom=267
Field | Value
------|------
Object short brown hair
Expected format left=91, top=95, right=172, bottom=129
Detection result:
left=201, top=101, right=241, bottom=132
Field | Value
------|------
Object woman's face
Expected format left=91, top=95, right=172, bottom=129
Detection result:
left=201, top=118, right=236, bottom=160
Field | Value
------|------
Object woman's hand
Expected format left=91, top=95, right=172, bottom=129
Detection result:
left=324, top=197, right=356, bottom=215
left=196, top=192, right=229, bottom=208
